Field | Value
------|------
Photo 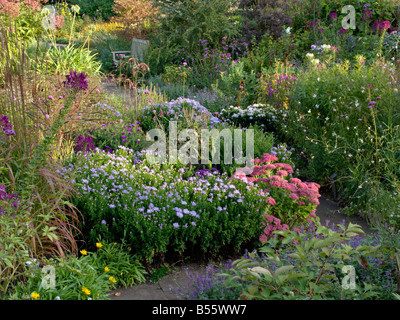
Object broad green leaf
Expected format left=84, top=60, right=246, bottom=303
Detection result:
left=250, top=266, right=273, bottom=277
left=247, top=285, right=259, bottom=296
left=274, top=265, right=295, bottom=276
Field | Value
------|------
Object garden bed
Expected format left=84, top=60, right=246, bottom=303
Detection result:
left=0, top=0, right=399, bottom=301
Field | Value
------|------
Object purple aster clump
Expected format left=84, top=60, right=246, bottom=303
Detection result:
left=361, top=10, right=373, bottom=21
left=329, top=12, right=337, bottom=21
left=0, top=115, right=15, bottom=136
left=173, top=260, right=243, bottom=300
left=75, top=135, right=95, bottom=153
left=63, top=71, right=88, bottom=91
left=195, top=168, right=220, bottom=178
left=0, top=185, right=20, bottom=216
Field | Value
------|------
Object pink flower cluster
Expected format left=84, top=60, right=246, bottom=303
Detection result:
left=234, top=153, right=321, bottom=206
left=0, top=0, right=48, bottom=17
left=372, top=20, right=391, bottom=33
left=259, top=214, right=289, bottom=242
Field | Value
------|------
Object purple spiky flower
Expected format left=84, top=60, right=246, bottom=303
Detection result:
left=0, top=115, right=15, bottom=136
left=63, top=71, right=88, bottom=91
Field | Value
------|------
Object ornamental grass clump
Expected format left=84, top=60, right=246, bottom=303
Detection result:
left=0, top=29, right=90, bottom=296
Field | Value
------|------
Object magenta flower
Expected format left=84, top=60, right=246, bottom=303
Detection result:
left=266, top=197, right=276, bottom=205
left=74, top=135, right=95, bottom=152
left=329, top=12, right=337, bottom=21
left=289, top=193, right=300, bottom=200
left=372, top=20, right=391, bottom=33
left=383, top=21, right=391, bottom=29
left=63, top=71, right=88, bottom=91
left=361, top=10, right=373, bottom=21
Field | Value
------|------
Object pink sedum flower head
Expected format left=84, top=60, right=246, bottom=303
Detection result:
left=266, top=197, right=276, bottom=205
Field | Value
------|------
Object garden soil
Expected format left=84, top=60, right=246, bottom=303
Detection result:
left=107, top=196, right=372, bottom=300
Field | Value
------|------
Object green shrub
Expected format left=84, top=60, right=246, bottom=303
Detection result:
left=148, top=0, right=239, bottom=75
left=6, top=240, right=146, bottom=300
left=269, top=53, right=400, bottom=227
left=217, top=124, right=276, bottom=177
left=219, top=222, right=386, bottom=300
left=87, top=112, right=149, bottom=153
left=87, top=30, right=132, bottom=74
left=70, top=0, right=116, bottom=21
left=213, top=60, right=259, bottom=106
left=139, top=97, right=222, bottom=133
left=65, top=146, right=268, bottom=262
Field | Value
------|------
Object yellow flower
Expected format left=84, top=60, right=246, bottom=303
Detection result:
left=96, top=242, right=103, bottom=248
left=82, top=287, right=91, bottom=295
left=104, top=266, right=110, bottom=272
left=80, top=249, right=87, bottom=255
left=31, top=292, right=40, bottom=300
left=109, top=276, right=117, bottom=283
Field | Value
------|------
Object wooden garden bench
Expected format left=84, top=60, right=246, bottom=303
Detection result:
left=111, top=38, right=149, bottom=66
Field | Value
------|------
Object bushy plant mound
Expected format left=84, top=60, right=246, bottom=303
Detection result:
left=7, top=241, right=146, bottom=300
left=234, top=152, right=319, bottom=228
left=269, top=54, right=400, bottom=226
left=65, top=147, right=269, bottom=261
left=220, top=104, right=273, bottom=129
left=64, top=146, right=320, bottom=264
left=140, top=97, right=221, bottom=132
left=180, top=221, right=400, bottom=300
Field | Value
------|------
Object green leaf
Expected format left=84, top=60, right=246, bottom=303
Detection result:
left=250, top=266, right=273, bottom=277
left=247, top=285, right=259, bottom=296
left=274, top=265, right=295, bottom=276
left=287, top=252, right=302, bottom=260
left=321, top=247, right=331, bottom=257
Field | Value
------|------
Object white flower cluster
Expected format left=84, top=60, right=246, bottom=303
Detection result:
left=221, top=104, right=269, bottom=120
